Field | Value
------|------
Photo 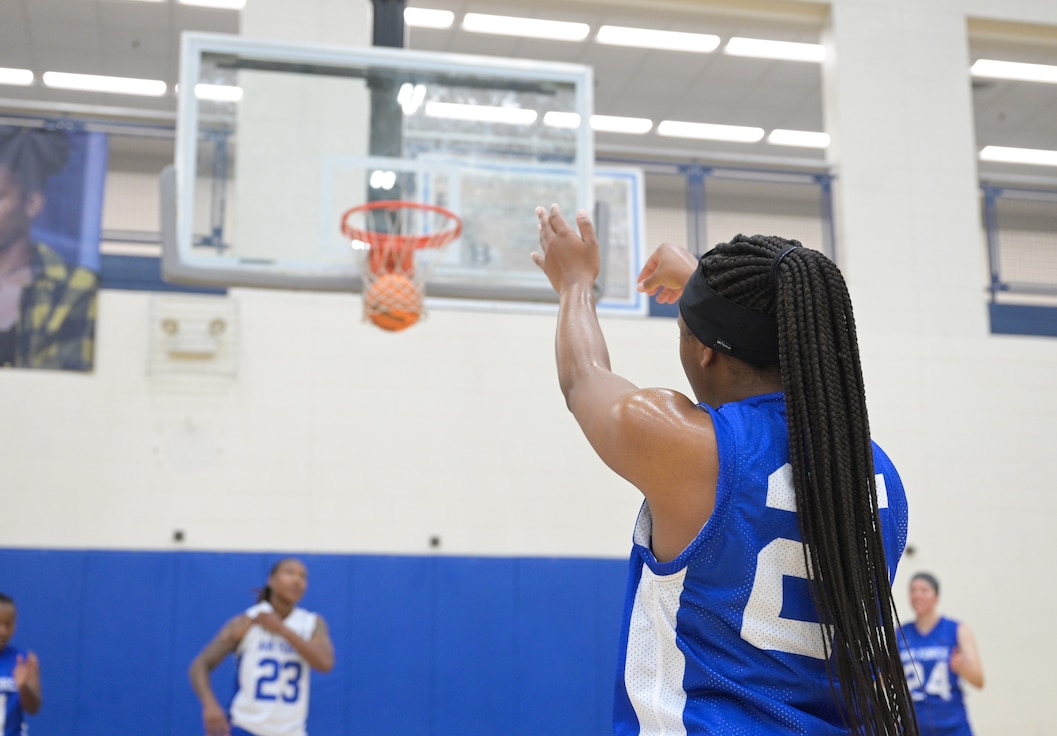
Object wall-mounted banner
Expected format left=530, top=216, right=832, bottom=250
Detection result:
left=0, top=125, right=107, bottom=372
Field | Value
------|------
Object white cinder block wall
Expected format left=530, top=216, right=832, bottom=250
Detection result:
left=2, top=0, right=1057, bottom=732
left=818, top=0, right=1057, bottom=733
left=0, top=288, right=656, bottom=556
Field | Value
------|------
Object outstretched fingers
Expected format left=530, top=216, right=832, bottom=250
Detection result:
left=574, top=208, right=596, bottom=244
left=532, top=203, right=597, bottom=273
left=544, top=202, right=568, bottom=233
left=534, top=203, right=570, bottom=264
left=532, top=206, right=550, bottom=267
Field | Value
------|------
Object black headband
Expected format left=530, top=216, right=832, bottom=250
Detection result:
left=678, top=252, right=779, bottom=368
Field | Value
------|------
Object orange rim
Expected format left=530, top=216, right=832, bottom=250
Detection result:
left=340, top=200, right=463, bottom=251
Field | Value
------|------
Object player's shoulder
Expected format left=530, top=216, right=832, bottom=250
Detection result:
left=954, top=619, right=978, bottom=642
left=615, top=387, right=716, bottom=459
left=624, top=387, right=710, bottom=426
left=222, top=610, right=256, bottom=641
left=291, top=606, right=319, bottom=624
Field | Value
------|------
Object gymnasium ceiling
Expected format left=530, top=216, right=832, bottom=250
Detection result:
left=0, top=0, right=1056, bottom=178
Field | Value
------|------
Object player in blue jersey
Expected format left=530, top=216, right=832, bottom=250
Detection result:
left=899, top=573, right=984, bottom=736
left=189, top=559, right=335, bottom=736
left=532, top=204, right=917, bottom=736
left=0, top=593, right=42, bottom=736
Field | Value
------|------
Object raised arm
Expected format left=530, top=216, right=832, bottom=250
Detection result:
left=253, top=611, right=335, bottom=673
left=532, top=205, right=719, bottom=561
left=951, top=623, right=985, bottom=689
left=636, top=241, right=700, bottom=304
left=189, top=615, right=250, bottom=736
left=13, top=651, right=41, bottom=715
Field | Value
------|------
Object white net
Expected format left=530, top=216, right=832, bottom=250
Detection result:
left=341, top=201, right=462, bottom=330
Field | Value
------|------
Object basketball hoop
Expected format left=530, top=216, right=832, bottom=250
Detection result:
left=340, top=200, right=462, bottom=332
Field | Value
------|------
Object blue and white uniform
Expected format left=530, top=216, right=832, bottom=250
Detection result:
left=229, top=602, right=318, bottom=736
left=613, top=392, right=909, bottom=735
left=898, top=617, right=973, bottom=736
left=0, top=645, right=29, bottom=736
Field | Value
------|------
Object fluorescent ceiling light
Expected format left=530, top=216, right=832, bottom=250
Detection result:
left=971, top=59, right=1057, bottom=84
left=397, top=83, right=427, bottom=114
left=425, top=101, right=537, bottom=125
left=595, top=25, right=719, bottom=53
left=178, top=0, right=245, bottom=8
left=194, top=83, right=242, bottom=102
left=768, top=129, right=830, bottom=148
left=725, top=37, right=825, bottom=62
left=0, top=67, right=33, bottom=86
left=980, top=145, right=1057, bottom=166
left=404, top=7, right=455, bottom=29
left=543, top=112, right=653, bottom=134
left=590, top=115, right=653, bottom=134
left=462, top=13, right=590, bottom=42
left=42, top=71, right=166, bottom=97
left=544, top=111, right=580, bottom=129
left=657, top=120, right=764, bottom=143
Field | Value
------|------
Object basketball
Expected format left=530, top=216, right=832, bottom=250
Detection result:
left=364, top=272, right=423, bottom=332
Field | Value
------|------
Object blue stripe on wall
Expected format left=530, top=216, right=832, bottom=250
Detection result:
left=0, top=549, right=627, bottom=736
left=100, top=254, right=227, bottom=295
left=989, top=303, right=1057, bottom=338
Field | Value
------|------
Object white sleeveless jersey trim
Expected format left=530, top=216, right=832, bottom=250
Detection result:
left=624, top=503, right=689, bottom=736
left=229, top=602, right=318, bottom=736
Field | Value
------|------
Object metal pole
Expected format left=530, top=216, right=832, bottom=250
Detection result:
left=369, top=0, right=406, bottom=210
left=683, top=164, right=708, bottom=255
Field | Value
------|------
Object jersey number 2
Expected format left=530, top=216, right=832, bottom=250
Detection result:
left=255, top=658, right=302, bottom=703
left=740, top=463, right=889, bottom=660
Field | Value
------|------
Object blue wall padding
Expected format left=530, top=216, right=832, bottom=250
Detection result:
left=435, top=557, right=516, bottom=734
left=100, top=254, right=228, bottom=295
left=0, top=550, right=85, bottom=731
left=0, top=549, right=628, bottom=736
left=516, top=557, right=614, bottom=734
left=345, top=554, right=434, bottom=735
left=76, top=552, right=178, bottom=733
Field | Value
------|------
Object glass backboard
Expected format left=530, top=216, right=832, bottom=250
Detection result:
left=162, top=32, right=602, bottom=304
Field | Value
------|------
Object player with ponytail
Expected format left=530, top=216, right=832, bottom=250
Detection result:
left=532, top=205, right=916, bottom=735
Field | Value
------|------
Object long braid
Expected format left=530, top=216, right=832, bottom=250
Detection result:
left=702, top=235, right=917, bottom=736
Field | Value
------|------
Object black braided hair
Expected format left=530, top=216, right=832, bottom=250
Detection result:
left=701, top=234, right=917, bottom=736
left=256, top=558, right=290, bottom=603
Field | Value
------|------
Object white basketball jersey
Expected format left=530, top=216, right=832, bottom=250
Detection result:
left=229, top=602, right=318, bottom=736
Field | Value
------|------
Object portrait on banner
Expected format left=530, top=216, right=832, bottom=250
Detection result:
left=0, top=125, right=107, bottom=372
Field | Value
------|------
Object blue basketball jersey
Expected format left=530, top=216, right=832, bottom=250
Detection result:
left=0, top=645, right=28, bottom=736
left=613, top=392, right=909, bottom=735
left=898, top=617, right=973, bottom=736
